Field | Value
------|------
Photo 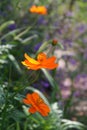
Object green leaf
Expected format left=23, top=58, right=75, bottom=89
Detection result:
left=14, top=27, right=32, bottom=40
left=1, top=28, right=24, bottom=40
left=57, top=42, right=64, bottom=49
left=20, top=34, right=38, bottom=44
left=8, top=54, right=22, bottom=75
left=61, top=119, right=87, bottom=130
left=0, top=21, right=15, bottom=32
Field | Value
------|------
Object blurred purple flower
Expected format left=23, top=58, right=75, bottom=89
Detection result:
left=75, top=74, right=87, bottom=81
left=58, top=29, right=63, bottom=35
left=33, top=80, right=50, bottom=88
left=69, top=58, right=77, bottom=65
left=83, top=37, right=87, bottom=44
left=61, top=88, right=71, bottom=99
left=45, top=34, right=50, bottom=40
left=38, top=16, right=47, bottom=25
left=59, top=83, right=66, bottom=89
left=33, top=80, right=50, bottom=94
left=53, top=21, right=59, bottom=27
left=41, top=80, right=49, bottom=88
left=56, top=69, right=66, bottom=80
left=83, top=49, right=87, bottom=60
left=63, top=39, right=73, bottom=47
left=77, top=24, right=87, bottom=33
left=66, top=11, right=74, bottom=17
left=74, top=74, right=87, bottom=90
left=34, top=42, right=42, bottom=51
left=8, top=23, right=16, bottom=31
left=73, top=91, right=80, bottom=97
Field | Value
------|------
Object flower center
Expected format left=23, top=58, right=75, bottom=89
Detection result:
left=36, top=97, right=44, bottom=105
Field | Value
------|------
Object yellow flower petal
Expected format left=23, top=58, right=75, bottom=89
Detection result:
left=24, top=53, right=40, bottom=65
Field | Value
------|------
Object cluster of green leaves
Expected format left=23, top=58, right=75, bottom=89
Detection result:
left=0, top=0, right=87, bottom=130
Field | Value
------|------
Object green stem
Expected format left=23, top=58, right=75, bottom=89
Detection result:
left=41, top=69, right=62, bottom=102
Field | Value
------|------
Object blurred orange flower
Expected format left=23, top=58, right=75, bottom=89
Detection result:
left=29, top=5, right=47, bottom=15
left=21, top=53, right=58, bottom=70
left=23, top=92, right=50, bottom=116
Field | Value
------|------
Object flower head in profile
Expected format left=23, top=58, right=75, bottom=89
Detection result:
left=21, top=53, right=58, bottom=70
left=29, top=5, right=47, bottom=15
left=52, top=39, right=58, bottom=46
left=23, top=92, right=50, bottom=116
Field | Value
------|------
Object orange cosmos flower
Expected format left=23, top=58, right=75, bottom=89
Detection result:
left=29, top=5, right=47, bottom=15
left=21, top=53, right=58, bottom=70
left=23, top=92, right=50, bottom=116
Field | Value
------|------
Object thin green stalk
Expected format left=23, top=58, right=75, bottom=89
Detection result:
left=41, top=69, right=62, bottom=102
left=16, top=122, right=20, bottom=130
left=24, top=120, right=28, bottom=130
left=63, top=86, right=74, bottom=118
